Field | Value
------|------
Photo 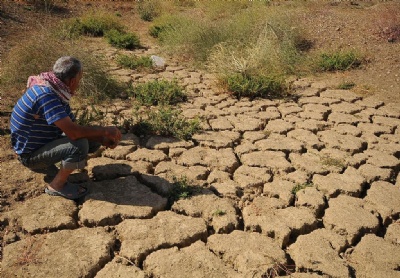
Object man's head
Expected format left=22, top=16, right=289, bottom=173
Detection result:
left=53, top=56, right=83, bottom=93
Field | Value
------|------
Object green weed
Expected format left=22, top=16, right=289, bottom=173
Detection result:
left=222, top=73, right=286, bottom=100
left=132, top=105, right=202, bottom=140
left=132, top=80, right=186, bottom=106
left=317, top=51, right=362, bottom=72
left=168, top=176, right=195, bottom=206
left=105, top=29, right=141, bottom=50
left=291, top=183, right=313, bottom=195
left=212, top=209, right=226, bottom=217
left=116, top=54, right=153, bottom=70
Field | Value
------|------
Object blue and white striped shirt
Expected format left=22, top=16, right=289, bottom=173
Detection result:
left=10, top=85, right=74, bottom=155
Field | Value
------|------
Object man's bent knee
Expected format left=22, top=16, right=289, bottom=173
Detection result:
left=62, top=138, right=89, bottom=170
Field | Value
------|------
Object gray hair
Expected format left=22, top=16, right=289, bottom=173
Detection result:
left=53, top=56, right=82, bottom=82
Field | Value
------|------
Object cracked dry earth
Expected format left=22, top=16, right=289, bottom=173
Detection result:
left=2, top=42, right=400, bottom=278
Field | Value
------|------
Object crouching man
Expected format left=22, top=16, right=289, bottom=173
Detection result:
left=10, top=56, right=121, bottom=200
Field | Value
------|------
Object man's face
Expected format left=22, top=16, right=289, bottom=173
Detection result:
left=69, top=70, right=83, bottom=94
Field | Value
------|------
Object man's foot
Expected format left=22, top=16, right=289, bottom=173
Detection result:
left=45, top=182, right=89, bottom=200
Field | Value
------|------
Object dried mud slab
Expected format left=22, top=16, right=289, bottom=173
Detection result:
left=171, top=193, right=239, bottom=234
left=364, top=181, right=400, bottom=226
left=154, top=161, right=209, bottom=184
left=347, top=234, right=400, bottom=277
left=87, top=157, right=152, bottom=180
left=126, top=148, right=168, bottom=165
left=263, top=178, right=296, bottom=206
left=116, top=211, right=207, bottom=265
left=312, top=167, right=366, bottom=198
left=79, top=176, right=167, bottom=226
left=288, top=229, right=349, bottom=277
left=294, top=187, right=326, bottom=217
left=323, top=195, right=380, bottom=245
left=207, top=230, right=287, bottom=277
left=243, top=196, right=317, bottom=247
left=385, top=221, right=400, bottom=245
left=2, top=228, right=115, bottom=278
left=255, top=136, right=305, bottom=154
left=1, top=194, right=78, bottom=234
left=191, top=130, right=241, bottom=149
left=178, top=146, right=239, bottom=174
left=233, top=165, right=272, bottom=193
left=143, top=241, right=242, bottom=278
left=145, top=135, right=194, bottom=152
left=241, top=151, right=293, bottom=174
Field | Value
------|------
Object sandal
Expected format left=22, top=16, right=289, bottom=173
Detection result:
left=45, top=182, right=89, bottom=200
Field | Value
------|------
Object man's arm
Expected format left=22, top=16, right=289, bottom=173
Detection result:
left=54, top=116, right=121, bottom=147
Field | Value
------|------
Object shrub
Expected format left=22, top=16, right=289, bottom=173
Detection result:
left=76, top=12, right=125, bottom=37
left=132, top=105, right=202, bottom=140
left=149, top=24, right=174, bottom=38
left=222, top=73, right=286, bottom=99
left=151, top=13, right=229, bottom=63
left=317, top=51, right=362, bottom=72
left=0, top=28, right=123, bottom=104
left=132, top=80, right=186, bottom=106
left=105, top=29, right=141, bottom=50
left=138, top=0, right=161, bottom=22
left=154, top=3, right=309, bottom=74
left=116, top=54, right=153, bottom=70
left=57, top=12, right=125, bottom=39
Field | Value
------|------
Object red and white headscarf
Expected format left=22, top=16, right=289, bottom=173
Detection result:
left=27, top=72, right=72, bottom=104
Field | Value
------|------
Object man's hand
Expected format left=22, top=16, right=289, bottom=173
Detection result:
left=102, top=137, right=119, bottom=149
left=55, top=117, right=122, bottom=145
left=103, top=126, right=121, bottom=148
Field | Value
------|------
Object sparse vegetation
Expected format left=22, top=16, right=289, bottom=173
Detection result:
left=149, top=23, right=174, bottom=38
left=0, top=28, right=123, bottom=104
left=132, top=80, right=187, bottom=106
left=337, top=81, right=356, bottom=90
left=317, top=50, right=362, bottom=72
left=105, top=29, right=141, bottom=50
left=132, top=105, right=202, bottom=140
left=212, top=209, right=226, bottom=217
left=291, top=183, right=313, bottom=195
left=222, top=73, right=286, bottom=100
left=168, top=176, right=196, bottom=206
left=116, top=54, right=153, bottom=71
left=138, top=0, right=161, bottom=22
left=321, top=157, right=346, bottom=169
left=73, top=105, right=105, bottom=126
left=60, top=11, right=125, bottom=38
